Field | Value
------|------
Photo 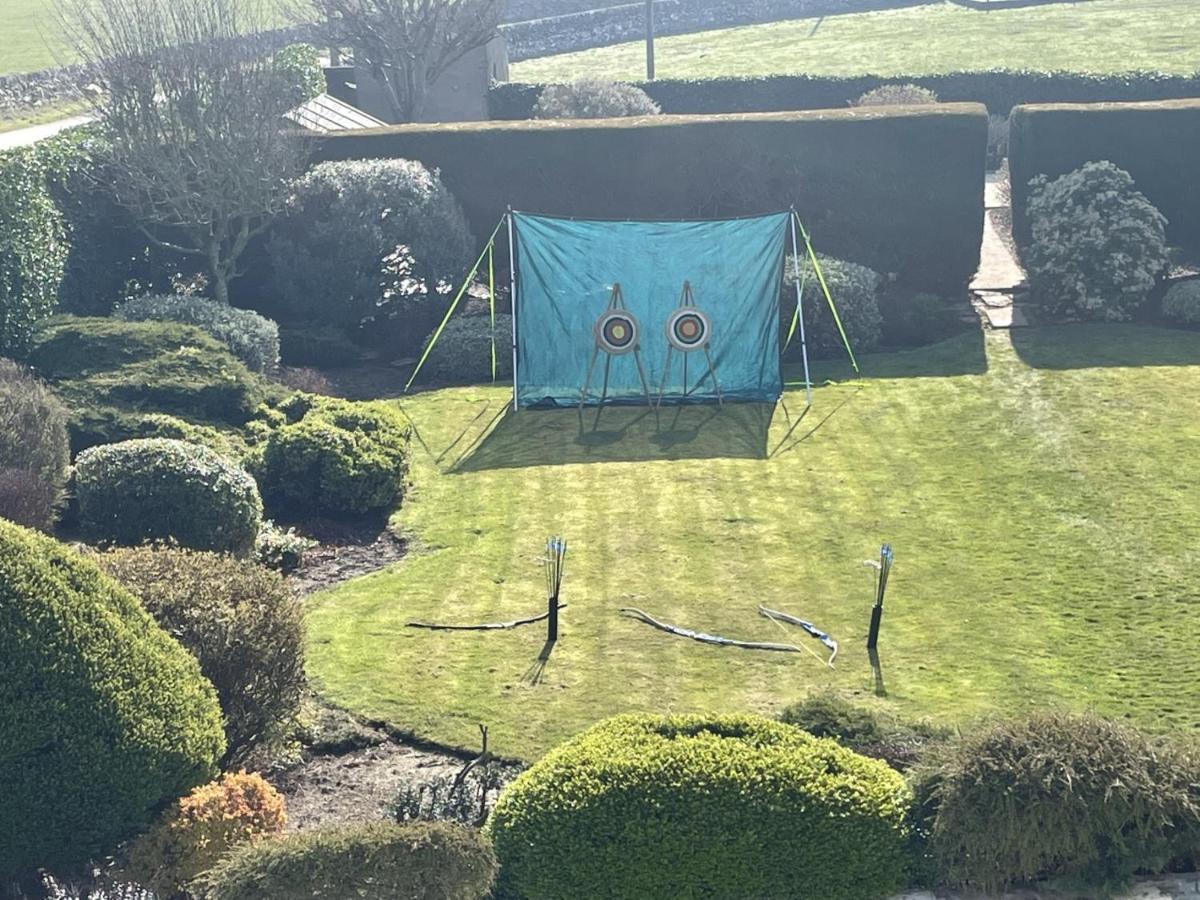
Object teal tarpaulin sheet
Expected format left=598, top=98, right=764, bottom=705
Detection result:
left=513, top=212, right=789, bottom=408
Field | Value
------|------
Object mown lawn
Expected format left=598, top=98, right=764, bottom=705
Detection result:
left=512, top=0, right=1200, bottom=83
left=0, top=0, right=69, bottom=75
left=305, top=325, right=1200, bottom=760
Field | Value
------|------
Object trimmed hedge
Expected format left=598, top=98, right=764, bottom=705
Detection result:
left=492, top=70, right=1200, bottom=120
left=116, top=294, right=281, bottom=374
left=76, top=438, right=263, bottom=554
left=0, top=519, right=224, bottom=881
left=198, top=821, right=498, bottom=900
left=486, top=713, right=912, bottom=900
left=421, top=314, right=514, bottom=385
left=314, top=106, right=987, bottom=292
left=1010, top=98, right=1200, bottom=251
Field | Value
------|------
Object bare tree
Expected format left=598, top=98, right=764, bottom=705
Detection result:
left=56, top=0, right=308, bottom=304
left=308, top=0, right=504, bottom=122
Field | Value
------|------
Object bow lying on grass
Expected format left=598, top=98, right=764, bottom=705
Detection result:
left=758, top=605, right=838, bottom=667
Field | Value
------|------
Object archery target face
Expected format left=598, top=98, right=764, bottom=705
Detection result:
left=594, top=310, right=640, bottom=355
left=666, top=307, right=712, bottom=352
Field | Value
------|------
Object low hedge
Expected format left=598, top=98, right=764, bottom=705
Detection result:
left=420, top=314, right=514, bottom=385
left=198, top=821, right=498, bottom=900
left=0, top=519, right=224, bottom=882
left=76, top=438, right=263, bottom=555
left=314, top=106, right=987, bottom=293
left=492, top=70, right=1200, bottom=120
left=116, top=294, right=281, bottom=374
left=486, top=713, right=912, bottom=899
left=1010, top=98, right=1200, bottom=251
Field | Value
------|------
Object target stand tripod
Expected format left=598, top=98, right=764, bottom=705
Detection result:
left=657, top=280, right=722, bottom=407
left=579, top=283, right=654, bottom=414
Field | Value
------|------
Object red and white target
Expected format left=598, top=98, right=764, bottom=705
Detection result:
left=665, top=307, right=712, bottom=352
left=594, top=309, right=640, bottom=355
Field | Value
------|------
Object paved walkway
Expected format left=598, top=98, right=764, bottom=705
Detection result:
left=970, top=170, right=1029, bottom=328
left=0, top=114, right=93, bottom=152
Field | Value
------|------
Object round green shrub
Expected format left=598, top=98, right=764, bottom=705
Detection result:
left=266, top=159, right=473, bottom=350
left=920, top=712, right=1200, bottom=893
left=1026, top=160, right=1168, bottom=321
left=421, top=313, right=513, bottom=384
left=1162, top=279, right=1200, bottom=325
left=0, top=144, right=67, bottom=358
left=487, top=713, right=912, bottom=900
left=853, top=83, right=939, bottom=106
left=783, top=253, right=883, bottom=358
left=274, top=43, right=325, bottom=105
left=0, top=519, right=224, bottom=882
left=99, top=546, right=305, bottom=766
left=116, top=293, right=281, bottom=373
left=198, top=821, right=498, bottom=900
left=254, top=397, right=410, bottom=517
left=76, top=438, right=263, bottom=554
left=534, top=79, right=661, bottom=118
left=0, top=357, right=69, bottom=530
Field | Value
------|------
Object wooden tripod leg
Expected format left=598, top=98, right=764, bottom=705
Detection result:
left=633, top=348, right=654, bottom=408
left=703, top=345, right=724, bottom=406
left=593, top=354, right=612, bottom=430
left=657, top=346, right=674, bottom=408
left=579, top=347, right=600, bottom=411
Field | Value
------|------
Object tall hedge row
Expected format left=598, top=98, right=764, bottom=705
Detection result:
left=491, top=70, right=1200, bottom=119
left=1009, top=98, right=1200, bottom=250
left=314, top=105, right=987, bottom=292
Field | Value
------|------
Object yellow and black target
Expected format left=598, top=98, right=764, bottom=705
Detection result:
left=594, top=309, right=640, bottom=355
left=665, top=307, right=712, bottom=352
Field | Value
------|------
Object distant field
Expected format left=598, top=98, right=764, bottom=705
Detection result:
left=512, top=0, right=1200, bottom=83
left=1, top=0, right=68, bottom=75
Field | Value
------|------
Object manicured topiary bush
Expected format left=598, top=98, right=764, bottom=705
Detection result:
left=918, top=712, right=1200, bottom=893
left=253, top=397, right=410, bottom=517
left=853, top=83, right=939, bottom=107
left=121, top=771, right=286, bottom=898
left=116, top=293, right=281, bottom=373
left=421, top=313, right=513, bottom=384
left=1025, top=161, right=1169, bottom=321
left=0, top=145, right=67, bottom=357
left=266, top=159, right=473, bottom=352
left=783, top=253, right=883, bottom=358
left=1162, top=279, right=1200, bottom=325
left=0, top=519, right=224, bottom=884
left=99, top=547, right=305, bottom=764
left=487, top=713, right=912, bottom=900
left=0, top=357, right=69, bottom=530
left=76, top=438, right=262, bottom=554
left=198, top=822, right=498, bottom=900
left=533, top=79, right=661, bottom=118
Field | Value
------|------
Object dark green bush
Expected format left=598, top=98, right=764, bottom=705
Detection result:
left=198, top=821, right=498, bottom=900
left=116, top=293, right=281, bottom=373
left=76, top=438, right=263, bottom=554
left=853, top=83, right=939, bottom=106
left=65, top=408, right=245, bottom=458
left=882, top=291, right=970, bottom=348
left=533, top=79, right=661, bottom=118
left=266, top=159, right=474, bottom=350
left=0, top=358, right=69, bottom=530
left=254, top=397, right=410, bottom=517
left=99, top=546, right=305, bottom=765
left=487, top=713, right=912, bottom=900
left=0, top=144, right=67, bottom=357
left=1163, top=279, right=1200, bottom=325
left=783, top=253, right=883, bottom=359
left=275, top=43, right=325, bottom=105
left=779, top=690, right=950, bottom=772
left=279, top=321, right=362, bottom=367
left=1025, top=161, right=1168, bottom=321
left=420, top=313, right=513, bottom=384
left=919, top=712, right=1200, bottom=893
left=0, top=519, right=224, bottom=882
left=313, top=106, right=987, bottom=294
left=29, top=316, right=268, bottom=448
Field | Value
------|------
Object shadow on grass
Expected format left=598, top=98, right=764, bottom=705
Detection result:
left=794, top=329, right=988, bottom=383
left=450, top=401, right=777, bottom=471
left=1010, top=323, right=1200, bottom=369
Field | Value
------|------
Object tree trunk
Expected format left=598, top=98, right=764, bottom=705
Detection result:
left=211, top=271, right=230, bottom=305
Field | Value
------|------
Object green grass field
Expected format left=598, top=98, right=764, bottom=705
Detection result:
left=0, top=0, right=68, bottom=75
left=306, top=325, right=1200, bottom=761
left=512, top=0, right=1200, bottom=83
